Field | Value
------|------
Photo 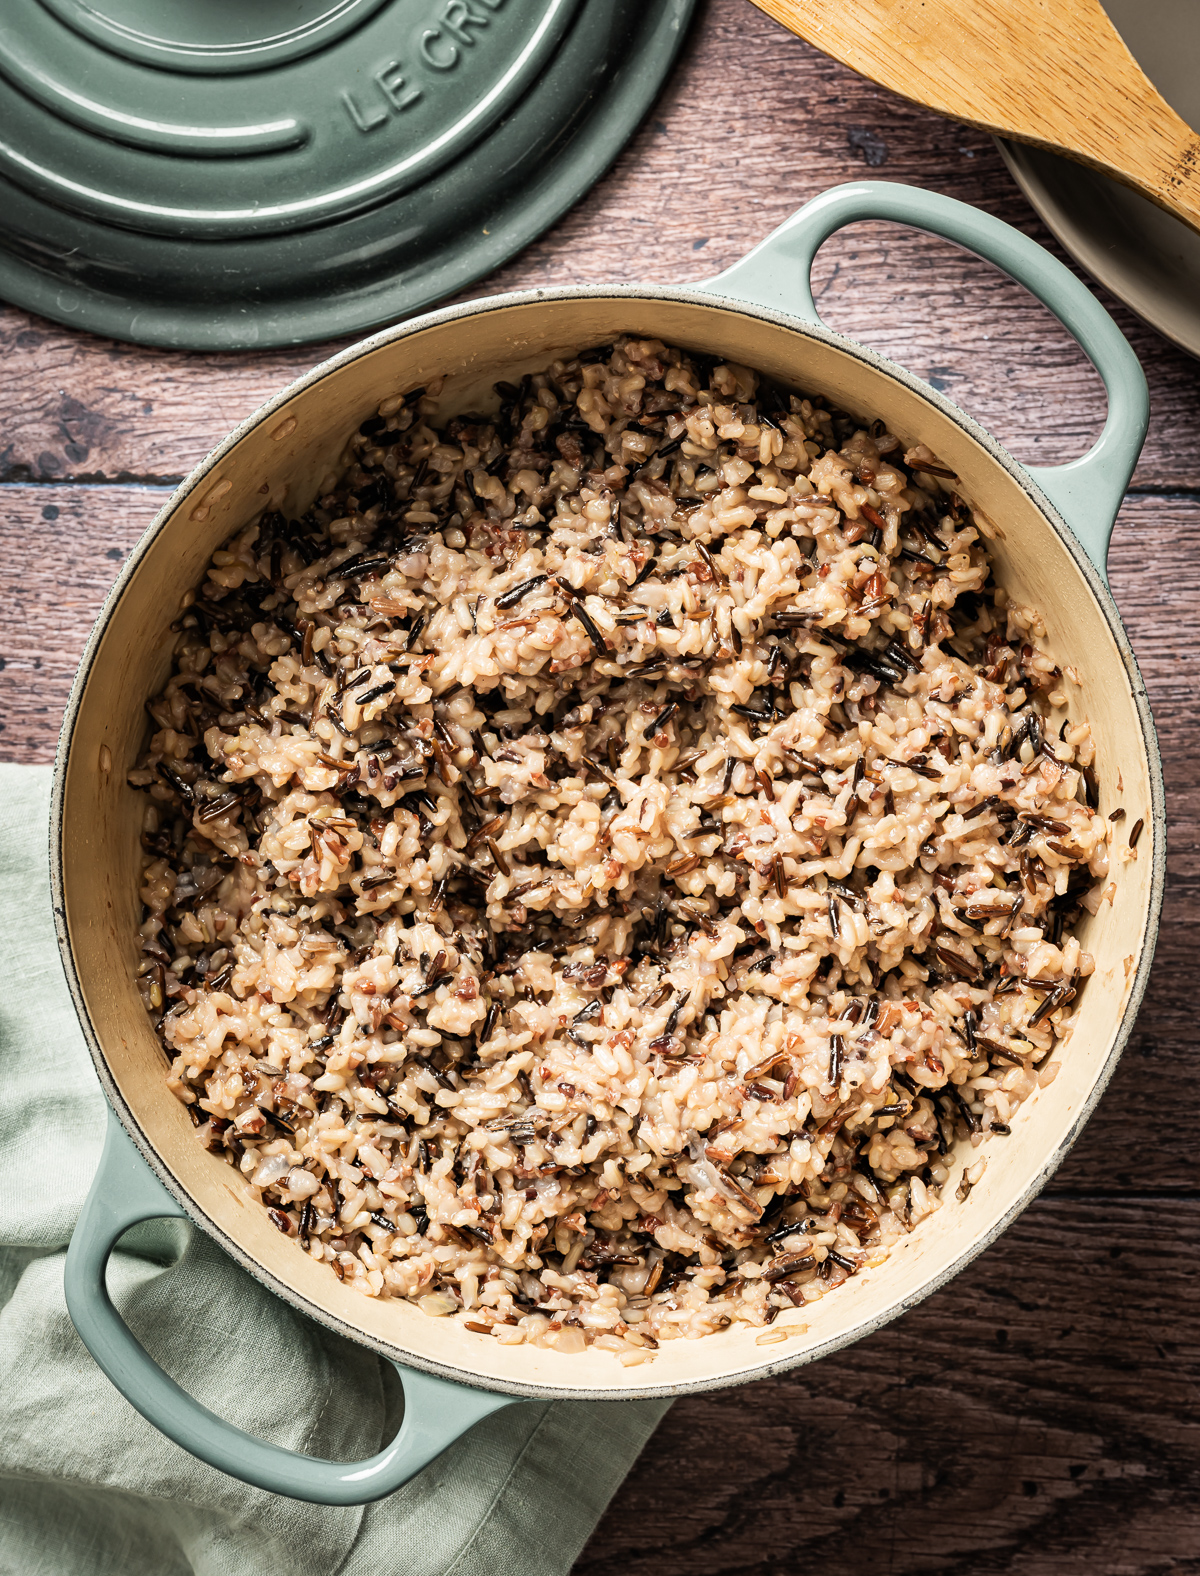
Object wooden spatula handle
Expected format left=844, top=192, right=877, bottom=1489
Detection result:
left=752, top=0, right=1200, bottom=238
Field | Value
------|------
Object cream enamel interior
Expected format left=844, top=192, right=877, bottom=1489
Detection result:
left=57, top=293, right=1160, bottom=1398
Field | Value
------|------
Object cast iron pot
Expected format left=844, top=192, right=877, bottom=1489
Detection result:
left=55, top=182, right=1164, bottom=1505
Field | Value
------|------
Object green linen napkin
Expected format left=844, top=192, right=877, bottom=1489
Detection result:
left=0, top=763, right=670, bottom=1576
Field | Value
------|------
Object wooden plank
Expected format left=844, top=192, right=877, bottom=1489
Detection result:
left=0, top=485, right=167, bottom=761
left=0, top=485, right=1196, bottom=1198
left=578, top=1193, right=1200, bottom=1575
left=0, top=0, right=1197, bottom=490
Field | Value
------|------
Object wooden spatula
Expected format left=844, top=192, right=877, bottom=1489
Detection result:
left=751, top=0, right=1200, bottom=238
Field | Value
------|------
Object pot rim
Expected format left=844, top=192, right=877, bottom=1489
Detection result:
left=50, top=279, right=1167, bottom=1401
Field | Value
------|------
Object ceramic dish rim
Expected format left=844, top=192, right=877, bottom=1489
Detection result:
left=996, top=136, right=1200, bottom=361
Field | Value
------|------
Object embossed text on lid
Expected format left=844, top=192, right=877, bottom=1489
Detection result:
left=3, top=0, right=579, bottom=237
left=0, top=0, right=696, bottom=348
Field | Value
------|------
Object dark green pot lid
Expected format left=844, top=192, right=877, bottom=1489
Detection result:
left=0, top=0, right=696, bottom=348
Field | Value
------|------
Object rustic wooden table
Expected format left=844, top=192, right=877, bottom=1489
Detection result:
left=3, top=2, right=1198, bottom=1569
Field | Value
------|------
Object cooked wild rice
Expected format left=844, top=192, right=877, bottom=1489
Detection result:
left=132, top=337, right=1111, bottom=1363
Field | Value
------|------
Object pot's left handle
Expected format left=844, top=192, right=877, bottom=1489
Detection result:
left=697, top=180, right=1149, bottom=579
left=65, top=1109, right=517, bottom=1505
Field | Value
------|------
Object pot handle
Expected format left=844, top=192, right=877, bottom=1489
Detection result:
left=64, top=1109, right=517, bottom=1505
left=698, top=180, right=1149, bottom=578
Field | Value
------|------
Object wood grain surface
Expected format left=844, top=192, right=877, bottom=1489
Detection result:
left=2, top=2, right=1197, bottom=1570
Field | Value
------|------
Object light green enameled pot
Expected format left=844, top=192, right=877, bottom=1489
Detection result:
left=54, top=182, right=1163, bottom=1505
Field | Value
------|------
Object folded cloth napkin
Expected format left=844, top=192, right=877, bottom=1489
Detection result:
left=0, top=763, right=670, bottom=1576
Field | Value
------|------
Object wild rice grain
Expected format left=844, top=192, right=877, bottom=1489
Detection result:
left=133, top=335, right=1110, bottom=1355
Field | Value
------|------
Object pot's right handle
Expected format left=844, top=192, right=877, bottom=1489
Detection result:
left=699, top=180, right=1149, bottom=580
left=64, top=1108, right=518, bottom=1505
